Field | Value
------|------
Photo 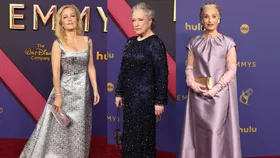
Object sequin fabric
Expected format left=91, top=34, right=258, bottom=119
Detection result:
left=115, top=35, right=168, bottom=158
left=20, top=37, right=92, bottom=158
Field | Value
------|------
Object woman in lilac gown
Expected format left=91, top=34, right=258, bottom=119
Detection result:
left=180, top=2, right=242, bottom=158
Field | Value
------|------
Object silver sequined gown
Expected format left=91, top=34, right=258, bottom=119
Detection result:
left=20, top=37, right=92, bottom=158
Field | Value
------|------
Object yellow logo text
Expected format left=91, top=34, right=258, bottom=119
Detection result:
left=107, top=82, right=114, bottom=92
left=237, top=62, right=256, bottom=68
left=240, top=125, right=257, bottom=133
left=9, top=4, right=107, bottom=32
left=96, top=51, right=114, bottom=60
left=240, top=88, right=253, bottom=105
left=25, top=44, right=51, bottom=61
left=185, top=22, right=204, bottom=31
left=240, top=24, right=250, bottom=34
left=177, top=95, right=188, bottom=101
left=107, top=115, right=120, bottom=122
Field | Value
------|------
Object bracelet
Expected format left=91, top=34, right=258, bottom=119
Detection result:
left=55, top=93, right=61, bottom=96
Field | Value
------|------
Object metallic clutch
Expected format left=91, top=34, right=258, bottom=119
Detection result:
left=195, top=76, right=213, bottom=90
left=114, top=108, right=122, bottom=146
left=113, top=128, right=122, bottom=145
left=48, top=104, right=71, bottom=128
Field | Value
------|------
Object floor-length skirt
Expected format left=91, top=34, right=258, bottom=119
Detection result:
left=20, top=83, right=92, bottom=158
left=180, top=79, right=242, bottom=158
left=121, top=97, right=156, bottom=158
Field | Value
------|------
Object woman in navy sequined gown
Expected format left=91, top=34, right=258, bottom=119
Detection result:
left=115, top=2, right=168, bottom=158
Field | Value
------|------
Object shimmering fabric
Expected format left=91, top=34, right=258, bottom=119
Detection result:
left=180, top=35, right=242, bottom=158
left=20, top=37, right=92, bottom=158
left=115, top=35, right=168, bottom=158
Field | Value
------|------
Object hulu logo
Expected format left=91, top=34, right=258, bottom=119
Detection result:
left=96, top=51, right=114, bottom=60
left=185, top=22, right=204, bottom=31
left=240, top=126, right=257, bottom=133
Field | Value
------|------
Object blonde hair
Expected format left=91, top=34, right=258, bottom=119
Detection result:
left=55, top=4, right=84, bottom=42
left=200, top=2, right=222, bottom=21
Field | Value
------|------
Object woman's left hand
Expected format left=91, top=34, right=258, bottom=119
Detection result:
left=155, top=105, right=164, bottom=116
left=203, top=86, right=220, bottom=97
left=93, top=91, right=100, bottom=105
left=203, top=91, right=214, bottom=97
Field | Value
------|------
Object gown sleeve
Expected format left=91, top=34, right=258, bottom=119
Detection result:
left=114, top=38, right=132, bottom=97
left=151, top=38, right=169, bottom=105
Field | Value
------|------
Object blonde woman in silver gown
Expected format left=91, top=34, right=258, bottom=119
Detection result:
left=20, top=4, right=100, bottom=158
left=180, top=2, right=242, bottom=158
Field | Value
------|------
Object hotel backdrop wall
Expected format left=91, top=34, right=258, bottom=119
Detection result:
left=0, top=0, right=107, bottom=155
left=176, top=0, right=280, bottom=157
left=107, top=0, right=176, bottom=153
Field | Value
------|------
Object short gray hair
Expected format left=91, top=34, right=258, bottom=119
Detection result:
left=200, top=2, right=222, bottom=21
left=132, top=2, right=156, bottom=30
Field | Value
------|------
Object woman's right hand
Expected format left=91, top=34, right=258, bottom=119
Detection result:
left=115, top=97, right=123, bottom=108
left=190, top=82, right=207, bottom=93
left=54, top=96, right=62, bottom=113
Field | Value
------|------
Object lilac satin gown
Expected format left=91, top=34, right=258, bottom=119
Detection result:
left=180, top=35, right=242, bottom=158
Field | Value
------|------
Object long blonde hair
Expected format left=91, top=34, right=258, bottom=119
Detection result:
left=55, top=4, right=84, bottom=42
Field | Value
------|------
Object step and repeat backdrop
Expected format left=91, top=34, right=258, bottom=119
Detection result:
left=176, top=0, right=280, bottom=157
left=1, top=0, right=280, bottom=157
left=0, top=0, right=107, bottom=143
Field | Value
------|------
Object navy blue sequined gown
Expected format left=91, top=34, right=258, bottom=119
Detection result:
left=115, top=35, right=168, bottom=158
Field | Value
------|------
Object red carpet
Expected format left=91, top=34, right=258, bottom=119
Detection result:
left=0, top=137, right=278, bottom=158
